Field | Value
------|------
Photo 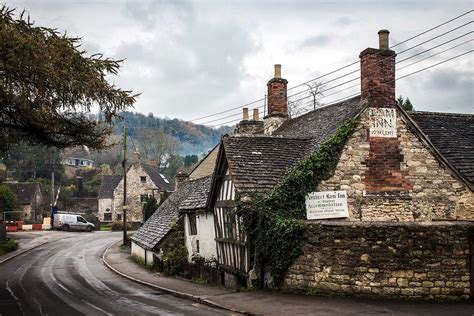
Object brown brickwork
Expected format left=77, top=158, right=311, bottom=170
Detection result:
left=267, top=77, right=288, bottom=116
left=364, top=137, right=412, bottom=191
left=360, top=48, right=396, bottom=109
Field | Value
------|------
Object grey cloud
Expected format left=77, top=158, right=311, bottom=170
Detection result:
left=300, top=34, right=331, bottom=48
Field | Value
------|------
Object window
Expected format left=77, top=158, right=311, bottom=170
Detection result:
left=140, top=176, right=147, bottom=183
left=77, top=216, right=87, bottom=223
left=223, top=210, right=237, bottom=240
left=140, top=194, right=148, bottom=203
left=104, top=213, right=112, bottom=221
left=196, top=240, right=200, bottom=254
left=116, top=214, right=122, bottom=220
left=189, top=214, right=197, bottom=235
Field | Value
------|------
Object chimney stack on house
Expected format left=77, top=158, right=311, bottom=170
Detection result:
left=132, top=151, right=140, bottom=164
left=174, top=171, right=188, bottom=190
left=361, top=30, right=411, bottom=192
left=235, top=107, right=263, bottom=135
left=359, top=30, right=396, bottom=108
left=264, top=64, right=289, bottom=134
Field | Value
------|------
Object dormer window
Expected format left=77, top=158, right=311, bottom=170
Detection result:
left=140, top=176, right=147, bottom=183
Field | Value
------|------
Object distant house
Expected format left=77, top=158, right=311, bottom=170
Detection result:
left=61, top=145, right=94, bottom=167
left=4, top=182, right=43, bottom=223
left=97, top=153, right=173, bottom=224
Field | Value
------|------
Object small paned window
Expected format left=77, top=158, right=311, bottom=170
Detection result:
left=223, top=209, right=237, bottom=240
left=140, top=194, right=148, bottom=203
left=104, top=213, right=112, bottom=221
left=189, top=214, right=197, bottom=235
left=140, top=176, right=147, bottom=183
left=116, top=214, right=122, bottom=220
left=196, top=240, right=200, bottom=253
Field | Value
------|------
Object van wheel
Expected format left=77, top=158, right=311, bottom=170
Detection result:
left=86, top=225, right=93, bottom=232
left=61, top=224, right=70, bottom=231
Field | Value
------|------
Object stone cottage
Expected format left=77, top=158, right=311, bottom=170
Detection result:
left=97, top=152, right=173, bottom=224
left=206, top=30, right=473, bottom=298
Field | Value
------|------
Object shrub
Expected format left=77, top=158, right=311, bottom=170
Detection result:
left=0, top=239, right=18, bottom=255
left=111, top=221, right=131, bottom=231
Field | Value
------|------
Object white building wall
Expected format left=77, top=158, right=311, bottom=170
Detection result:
left=184, top=211, right=217, bottom=262
left=131, top=242, right=154, bottom=267
left=197, top=211, right=217, bottom=260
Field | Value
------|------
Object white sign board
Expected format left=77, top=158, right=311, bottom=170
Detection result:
left=305, top=190, right=349, bottom=220
left=369, top=107, right=397, bottom=138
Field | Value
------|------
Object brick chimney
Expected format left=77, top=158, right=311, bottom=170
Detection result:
left=359, top=30, right=396, bottom=108
left=361, top=30, right=412, bottom=193
left=264, top=64, right=289, bottom=134
left=174, top=171, right=188, bottom=190
left=235, top=107, right=264, bottom=134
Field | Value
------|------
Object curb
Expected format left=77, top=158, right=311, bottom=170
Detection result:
left=102, top=241, right=252, bottom=315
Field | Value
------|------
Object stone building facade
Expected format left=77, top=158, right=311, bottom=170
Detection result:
left=97, top=155, right=173, bottom=223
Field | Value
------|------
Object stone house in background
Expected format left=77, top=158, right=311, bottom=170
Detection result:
left=4, top=182, right=43, bottom=223
left=97, top=152, right=173, bottom=224
left=205, top=30, right=473, bottom=298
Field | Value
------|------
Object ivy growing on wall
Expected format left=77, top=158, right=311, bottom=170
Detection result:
left=236, top=118, right=359, bottom=287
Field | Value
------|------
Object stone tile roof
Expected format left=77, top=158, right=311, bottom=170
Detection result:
left=179, top=176, right=212, bottom=211
left=141, top=163, right=174, bottom=192
left=3, top=182, right=39, bottom=204
left=131, top=178, right=209, bottom=250
left=409, top=111, right=474, bottom=185
left=98, top=175, right=122, bottom=199
left=222, top=97, right=365, bottom=193
left=274, top=96, right=364, bottom=150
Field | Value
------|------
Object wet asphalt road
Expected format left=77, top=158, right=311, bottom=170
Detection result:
left=0, top=232, right=229, bottom=316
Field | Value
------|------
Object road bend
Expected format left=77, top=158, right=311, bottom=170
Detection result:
left=0, top=232, right=229, bottom=316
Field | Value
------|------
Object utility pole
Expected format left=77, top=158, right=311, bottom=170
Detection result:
left=122, top=125, right=128, bottom=246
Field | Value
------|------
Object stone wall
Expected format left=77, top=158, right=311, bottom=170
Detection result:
left=284, top=221, right=474, bottom=301
left=318, top=108, right=474, bottom=221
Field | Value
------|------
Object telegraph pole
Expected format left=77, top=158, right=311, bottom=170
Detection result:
left=122, top=125, right=128, bottom=246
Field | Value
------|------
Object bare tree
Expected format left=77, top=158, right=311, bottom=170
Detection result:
left=136, top=129, right=177, bottom=167
left=288, top=81, right=324, bottom=118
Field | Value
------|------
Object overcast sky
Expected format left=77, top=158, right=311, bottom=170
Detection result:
left=8, top=0, right=474, bottom=126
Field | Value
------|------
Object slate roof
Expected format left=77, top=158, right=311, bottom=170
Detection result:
left=131, top=178, right=209, bottom=250
left=221, top=96, right=365, bottom=193
left=179, top=176, right=212, bottom=210
left=98, top=175, right=122, bottom=199
left=274, top=96, right=364, bottom=150
left=4, top=182, right=39, bottom=204
left=409, top=111, right=474, bottom=186
left=223, top=136, right=313, bottom=193
left=141, top=163, right=174, bottom=191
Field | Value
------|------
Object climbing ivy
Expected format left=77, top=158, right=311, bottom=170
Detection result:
left=236, top=118, right=359, bottom=287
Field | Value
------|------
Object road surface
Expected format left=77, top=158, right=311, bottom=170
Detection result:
left=0, top=232, right=229, bottom=315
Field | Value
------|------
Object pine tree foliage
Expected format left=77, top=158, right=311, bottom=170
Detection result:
left=0, top=6, right=136, bottom=153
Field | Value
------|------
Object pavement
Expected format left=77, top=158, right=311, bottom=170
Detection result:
left=0, top=230, right=79, bottom=264
left=104, top=240, right=474, bottom=316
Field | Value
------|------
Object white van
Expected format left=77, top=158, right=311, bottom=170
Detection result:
left=54, top=214, right=95, bottom=232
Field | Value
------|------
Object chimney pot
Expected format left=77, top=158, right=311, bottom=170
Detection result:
left=253, top=109, right=259, bottom=121
left=133, top=151, right=140, bottom=164
left=274, top=64, right=281, bottom=78
left=242, top=107, right=249, bottom=121
left=378, top=29, right=390, bottom=50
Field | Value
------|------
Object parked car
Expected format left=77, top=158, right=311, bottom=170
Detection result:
left=53, top=214, right=95, bottom=232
